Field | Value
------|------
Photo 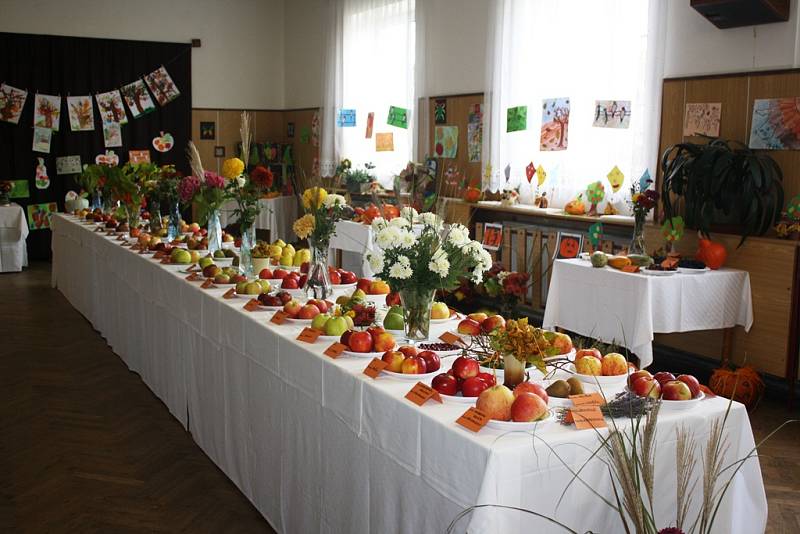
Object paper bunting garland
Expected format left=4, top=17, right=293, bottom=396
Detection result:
left=34, top=94, right=61, bottom=131
left=607, top=165, right=624, bottom=192
left=661, top=216, right=685, bottom=242
left=588, top=222, right=603, bottom=247
left=67, top=96, right=94, bottom=131
left=35, top=158, right=50, bottom=189
left=525, top=162, right=535, bottom=183
left=0, top=83, right=27, bottom=124
left=639, top=169, right=652, bottom=192
left=144, top=66, right=180, bottom=106
left=536, top=165, right=546, bottom=187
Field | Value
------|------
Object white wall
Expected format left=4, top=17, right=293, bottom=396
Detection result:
left=0, top=0, right=286, bottom=109
left=664, top=0, right=800, bottom=77
left=284, top=0, right=326, bottom=109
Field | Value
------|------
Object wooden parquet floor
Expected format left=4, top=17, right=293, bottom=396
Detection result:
left=0, top=262, right=275, bottom=534
left=1, top=262, right=799, bottom=533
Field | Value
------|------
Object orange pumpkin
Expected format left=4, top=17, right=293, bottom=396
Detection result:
left=382, top=204, right=400, bottom=220
left=709, top=366, right=764, bottom=410
left=362, top=204, right=381, bottom=224
left=696, top=238, right=727, bottom=269
left=564, top=195, right=586, bottom=215
left=464, top=187, right=482, bottom=203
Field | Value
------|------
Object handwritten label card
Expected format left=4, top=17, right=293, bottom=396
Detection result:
left=569, top=393, right=605, bottom=406
left=185, top=273, right=201, bottom=281
left=297, top=328, right=321, bottom=344
left=200, top=279, right=217, bottom=289
left=569, top=405, right=607, bottom=430
left=270, top=310, right=288, bottom=324
left=456, top=407, right=489, bottom=432
left=243, top=299, right=261, bottom=311
left=222, top=288, right=236, bottom=299
left=323, top=343, right=347, bottom=359
left=439, top=331, right=464, bottom=346
left=405, top=382, right=442, bottom=406
left=363, top=358, right=388, bottom=379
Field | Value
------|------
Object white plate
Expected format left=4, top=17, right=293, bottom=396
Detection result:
left=640, top=268, right=677, bottom=276
left=485, top=411, right=554, bottom=431
left=534, top=379, right=599, bottom=407
left=430, top=312, right=462, bottom=324
left=660, top=391, right=705, bottom=411
left=284, top=317, right=313, bottom=324
left=317, top=334, right=343, bottom=341
left=570, top=364, right=630, bottom=387
left=544, top=348, right=576, bottom=362
left=438, top=391, right=478, bottom=404
left=332, top=283, right=357, bottom=290
left=342, top=348, right=394, bottom=359
left=259, top=305, right=284, bottom=311
left=678, top=267, right=710, bottom=275
left=382, top=369, right=440, bottom=380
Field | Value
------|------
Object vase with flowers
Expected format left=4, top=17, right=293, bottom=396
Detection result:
left=366, top=211, right=493, bottom=342
left=0, top=181, right=11, bottom=205
left=181, top=142, right=231, bottom=254
left=628, top=176, right=659, bottom=255
left=231, top=162, right=273, bottom=277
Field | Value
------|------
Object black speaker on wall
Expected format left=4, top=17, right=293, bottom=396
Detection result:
left=691, top=0, right=790, bottom=28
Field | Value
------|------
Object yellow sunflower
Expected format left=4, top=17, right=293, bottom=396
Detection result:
left=302, top=187, right=328, bottom=210
left=293, top=214, right=316, bottom=239
left=221, top=157, right=245, bottom=180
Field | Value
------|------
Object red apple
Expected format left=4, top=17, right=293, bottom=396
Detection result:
left=575, top=348, right=602, bottom=361
left=476, top=372, right=496, bottom=387
left=476, top=385, right=515, bottom=421
left=418, top=350, right=441, bottom=373
left=629, top=370, right=653, bottom=385
left=601, top=353, right=628, bottom=376
left=468, top=312, right=488, bottom=323
left=340, top=271, right=357, bottom=284
left=356, top=278, right=371, bottom=293
left=397, top=345, right=418, bottom=358
left=308, top=299, right=328, bottom=314
left=381, top=350, right=405, bottom=373
left=401, top=356, right=426, bottom=375
left=348, top=331, right=373, bottom=353
left=662, top=380, right=692, bottom=401
left=677, top=374, right=701, bottom=398
left=367, top=326, right=385, bottom=340
left=329, top=270, right=341, bottom=284
left=297, top=304, right=321, bottom=320
left=481, top=315, right=506, bottom=333
left=452, top=356, right=479, bottom=380
left=462, top=376, right=489, bottom=397
left=300, top=261, right=310, bottom=274
left=631, top=377, right=661, bottom=399
left=277, top=291, right=293, bottom=303
left=653, top=371, right=676, bottom=386
left=514, top=382, right=548, bottom=404
left=385, top=291, right=401, bottom=307
left=432, top=373, right=458, bottom=396
left=373, top=332, right=396, bottom=353
left=273, top=269, right=289, bottom=279
left=259, top=268, right=273, bottom=279
left=298, top=274, right=308, bottom=287
left=281, top=278, right=299, bottom=289
left=510, top=392, right=549, bottom=423
left=457, top=318, right=482, bottom=336
left=575, top=355, right=602, bottom=376
left=283, top=300, right=301, bottom=317
left=339, top=330, right=353, bottom=347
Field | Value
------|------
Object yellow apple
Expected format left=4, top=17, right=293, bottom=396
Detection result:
left=430, top=302, right=450, bottom=320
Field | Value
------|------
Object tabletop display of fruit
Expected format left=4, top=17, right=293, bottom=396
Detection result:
left=590, top=250, right=608, bottom=268
left=629, top=370, right=704, bottom=402
left=258, top=290, right=294, bottom=307
left=431, top=363, right=496, bottom=399
left=325, top=266, right=357, bottom=286
left=367, top=279, right=391, bottom=295
left=574, top=351, right=628, bottom=377
left=186, top=236, right=209, bottom=250
left=235, top=280, right=268, bottom=296
left=544, top=377, right=585, bottom=398
left=340, top=327, right=395, bottom=353
left=382, top=345, right=440, bottom=375
left=310, top=314, right=353, bottom=337
left=169, top=248, right=195, bottom=264
left=696, top=237, right=727, bottom=270
left=457, top=313, right=507, bottom=336
left=430, top=302, right=453, bottom=320
left=383, top=305, right=405, bottom=331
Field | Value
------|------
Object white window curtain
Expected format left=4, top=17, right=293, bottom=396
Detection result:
left=320, top=0, right=422, bottom=188
left=483, top=0, right=667, bottom=212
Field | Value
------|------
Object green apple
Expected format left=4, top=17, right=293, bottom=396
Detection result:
left=213, top=249, right=226, bottom=258
left=343, top=315, right=354, bottom=330
left=198, top=257, right=214, bottom=269
left=244, top=281, right=263, bottom=295
left=388, top=305, right=404, bottom=316
left=311, top=313, right=331, bottom=332
left=171, top=248, right=192, bottom=264
left=235, top=281, right=249, bottom=294
left=258, top=279, right=271, bottom=292
left=325, top=316, right=349, bottom=336
left=383, top=312, right=404, bottom=330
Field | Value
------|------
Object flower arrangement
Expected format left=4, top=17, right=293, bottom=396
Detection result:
left=629, top=178, right=660, bottom=218
left=292, top=187, right=350, bottom=249
left=338, top=158, right=375, bottom=190
left=0, top=180, right=11, bottom=204
left=77, top=164, right=111, bottom=199
left=488, top=317, right=548, bottom=373
left=231, top=164, right=274, bottom=230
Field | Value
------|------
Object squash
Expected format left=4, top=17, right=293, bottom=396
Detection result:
left=696, top=238, right=727, bottom=269
left=382, top=204, right=400, bottom=220
left=607, top=256, right=632, bottom=270
left=564, top=194, right=586, bottom=215
left=709, top=366, right=764, bottom=410
left=627, top=254, right=653, bottom=267
left=590, top=251, right=608, bottom=268
left=464, top=187, right=482, bottom=203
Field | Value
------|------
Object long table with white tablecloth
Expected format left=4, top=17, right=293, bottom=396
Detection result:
left=51, top=213, right=767, bottom=534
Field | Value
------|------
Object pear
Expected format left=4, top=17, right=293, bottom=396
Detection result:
left=280, top=252, right=295, bottom=266
left=545, top=380, right=571, bottom=398
left=351, top=289, right=366, bottom=300
left=283, top=244, right=296, bottom=257
left=566, top=377, right=584, bottom=395
left=273, top=239, right=286, bottom=248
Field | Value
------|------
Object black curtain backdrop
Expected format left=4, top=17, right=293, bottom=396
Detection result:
left=0, top=32, right=191, bottom=260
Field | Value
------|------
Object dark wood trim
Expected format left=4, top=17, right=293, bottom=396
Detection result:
left=664, top=66, right=800, bottom=83
left=191, top=107, right=320, bottom=112
left=427, top=92, right=484, bottom=100
left=786, top=245, right=800, bottom=408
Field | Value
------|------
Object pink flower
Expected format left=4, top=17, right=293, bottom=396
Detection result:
left=204, top=171, right=225, bottom=189
left=179, top=175, right=201, bottom=203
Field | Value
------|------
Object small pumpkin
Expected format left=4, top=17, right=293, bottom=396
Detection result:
left=709, top=366, right=764, bottom=410
left=696, top=237, right=727, bottom=269
left=362, top=204, right=381, bottom=224
left=565, top=194, right=586, bottom=215
left=382, top=204, right=400, bottom=220
left=464, top=187, right=482, bottom=203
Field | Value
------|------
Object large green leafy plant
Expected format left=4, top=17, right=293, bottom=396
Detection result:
left=660, top=139, right=784, bottom=246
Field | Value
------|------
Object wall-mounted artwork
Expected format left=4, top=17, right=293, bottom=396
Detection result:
left=540, top=97, right=570, bottom=151
left=506, top=105, right=527, bottom=133
left=27, top=202, right=58, bottom=231
left=144, top=66, right=180, bottom=106
left=0, top=83, right=27, bottom=124
left=434, top=126, right=458, bottom=158
left=593, top=100, right=631, bottom=129
left=683, top=102, right=721, bottom=137
left=200, top=121, right=216, bottom=140
left=56, top=155, right=82, bottom=175
left=96, top=90, right=128, bottom=125
left=376, top=132, right=394, bottom=152
left=120, top=80, right=156, bottom=118
left=67, top=96, right=94, bottom=131
left=748, top=97, right=800, bottom=150
left=34, top=94, right=61, bottom=131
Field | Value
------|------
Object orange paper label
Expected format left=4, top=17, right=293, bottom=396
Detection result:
left=153, top=251, right=165, bottom=259
left=323, top=343, right=347, bottom=359
left=222, top=288, right=236, bottom=299
left=405, top=382, right=442, bottom=406
left=187, top=264, right=200, bottom=272
left=297, top=327, right=321, bottom=343
left=569, top=406, right=607, bottom=430
left=200, top=279, right=217, bottom=289
left=363, top=358, right=388, bottom=379
left=185, top=273, right=201, bottom=281
left=243, top=299, right=261, bottom=311
left=270, top=310, right=288, bottom=324
left=438, top=332, right=464, bottom=346
left=569, top=392, right=606, bottom=406
left=121, top=242, right=131, bottom=247
left=456, top=407, right=490, bottom=432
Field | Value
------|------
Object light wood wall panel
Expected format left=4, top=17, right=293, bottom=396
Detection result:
left=283, top=109, right=319, bottom=185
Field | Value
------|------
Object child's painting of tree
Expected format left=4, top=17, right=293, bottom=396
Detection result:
left=67, top=96, right=95, bottom=131
left=96, top=90, right=128, bottom=125
left=144, top=66, right=180, bottom=106
left=121, top=80, right=156, bottom=118
left=540, top=97, right=570, bottom=151
left=34, top=94, right=62, bottom=131
left=0, top=83, right=28, bottom=124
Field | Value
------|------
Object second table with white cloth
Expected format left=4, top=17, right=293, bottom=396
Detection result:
left=219, top=196, right=298, bottom=243
left=542, top=258, right=754, bottom=368
left=0, top=203, right=29, bottom=272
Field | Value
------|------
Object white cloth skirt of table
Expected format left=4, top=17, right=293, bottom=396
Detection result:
left=219, top=196, right=298, bottom=242
left=51, top=215, right=767, bottom=534
left=0, top=203, right=29, bottom=272
left=542, top=259, right=754, bottom=368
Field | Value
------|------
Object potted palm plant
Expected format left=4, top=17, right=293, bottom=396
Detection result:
left=660, top=139, right=784, bottom=246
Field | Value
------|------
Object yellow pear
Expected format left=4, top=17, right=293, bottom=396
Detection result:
left=298, top=249, right=311, bottom=263
left=280, top=253, right=294, bottom=266
left=292, top=253, right=303, bottom=266
left=283, top=244, right=296, bottom=256
left=273, top=239, right=286, bottom=248
left=268, top=245, right=283, bottom=259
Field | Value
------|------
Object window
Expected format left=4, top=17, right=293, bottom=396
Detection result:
left=484, top=0, right=666, bottom=212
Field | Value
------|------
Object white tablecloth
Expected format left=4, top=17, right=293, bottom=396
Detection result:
left=330, top=220, right=374, bottom=277
left=543, top=259, right=754, bottom=368
left=0, top=203, right=29, bottom=272
left=51, top=214, right=767, bottom=534
left=219, top=196, right=298, bottom=243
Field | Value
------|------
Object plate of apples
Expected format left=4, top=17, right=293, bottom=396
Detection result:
left=381, top=345, right=442, bottom=380
left=475, top=382, right=554, bottom=430
left=455, top=313, right=507, bottom=337
left=340, top=328, right=397, bottom=358
left=429, top=301, right=462, bottom=324
left=570, top=350, right=631, bottom=387
left=257, top=290, right=295, bottom=310
left=628, top=370, right=705, bottom=411
left=430, top=357, right=498, bottom=403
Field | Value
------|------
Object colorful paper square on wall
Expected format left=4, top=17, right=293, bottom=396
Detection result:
left=683, top=103, right=721, bottom=137
left=592, top=100, right=631, bottom=129
left=387, top=106, right=408, bottom=129
left=506, top=106, right=527, bottom=133
left=9, top=180, right=30, bottom=199
left=434, top=98, right=446, bottom=124
left=27, top=202, right=58, bottom=231
left=540, top=97, right=570, bottom=151
left=748, top=97, right=800, bottom=149
left=434, top=126, right=458, bottom=158
left=337, top=109, right=356, bottom=127
left=376, top=132, right=394, bottom=152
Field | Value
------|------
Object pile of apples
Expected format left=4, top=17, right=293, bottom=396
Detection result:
left=310, top=312, right=352, bottom=337
left=629, top=370, right=702, bottom=401
left=456, top=312, right=506, bottom=336
left=259, top=268, right=307, bottom=290
left=258, top=290, right=293, bottom=307
left=477, top=382, right=550, bottom=423
left=431, top=355, right=497, bottom=397
left=382, top=345, right=441, bottom=375
left=339, top=327, right=395, bottom=353
left=324, top=266, right=358, bottom=285
left=573, top=348, right=629, bottom=376
left=235, top=279, right=272, bottom=296
left=179, top=221, right=202, bottom=234
left=282, top=298, right=333, bottom=320
left=200, top=263, right=246, bottom=285
left=186, top=235, right=209, bottom=250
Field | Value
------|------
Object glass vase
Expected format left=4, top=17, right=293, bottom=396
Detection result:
left=125, top=205, right=140, bottom=233
left=503, top=353, right=526, bottom=388
left=629, top=211, right=646, bottom=255
left=91, top=191, right=102, bottom=210
left=207, top=209, right=222, bottom=255
left=167, top=202, right=181, bottom=242
left=150, top=205, right=163, bottom=235
left=239, top=224, right=256, bottom=278
left=399, top=288, right=435, bottom=343
left=304, top=238, right=333, bottom=300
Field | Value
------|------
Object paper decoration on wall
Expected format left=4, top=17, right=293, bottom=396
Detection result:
left=639, top=169, right=652, bottom=192
left=152, top=131, right=174, bottom=152
left=199, top=121, right=215, bottom=140
left=540, top=97, right=570, bottom=151
left=536, top=164, right=546, bottom=186
left=365, top=112, right=374, bottom=138
left=312, top=156, right=320, bottom=178
left=144, top=66, right=180, bottom=106
left=311, top=111, right=320, bottom=146
left=0, top=83, right=27, bottom=124
left=300, top=126, right=310, bottom=144
left=35, top=157, right=50, bottom=189
left=607, top=165, right=624, bottom=192
left=525, top=162, right=535, bottom=183
left=9, top=180, right=30, bottom=199
left=387, top=106, right=408, bottom=129
left=32, top=127, right=52, bottom=153
left=593, top=100, right=631, bottom=128
left=66, top=96, right=94, bottom=131
left=120, top=79, right=156, bottom=118
left=129, top=150, right=151, bottom=164
left=748, top=97, right=800, bottom=150
left=434, top=98, right=446, bottom=124
left=434, top=126, right=458, bottom=158
left=683, top=102, right=721, bottom=137
left=506, top=106, right=527, bottom=132
left=337, top=109, right=356, bottom=127
left=33, top=94, right=61, bottom=131
left=554, top=232, right=583, bottom=259
left=503, top=164, right=511, bottom=181
left=56, top=155, right=82, bottom=175
left=27, top=202, right=58, bottom=231
left=787, top=194, right=800, bottom=220
left=103, top=121, right=122, bottom=148
left=287, top=122, right=295, bottom=138
left=96, top=150, right=119, bottom=166
left=467, top=106, right=482, bottom=163
left=588, top=222, right=603, bottom=247
left=586, top=181, right=606, bottom=216
left=96, top=90, right=127, bottom=125
left=482, top=223, right=503, bottom=251
left=214, top=146, right=225, bottom=158
left=661, top=216, right=685, bottom=243
left=375, top=132, right=394, bottom=152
